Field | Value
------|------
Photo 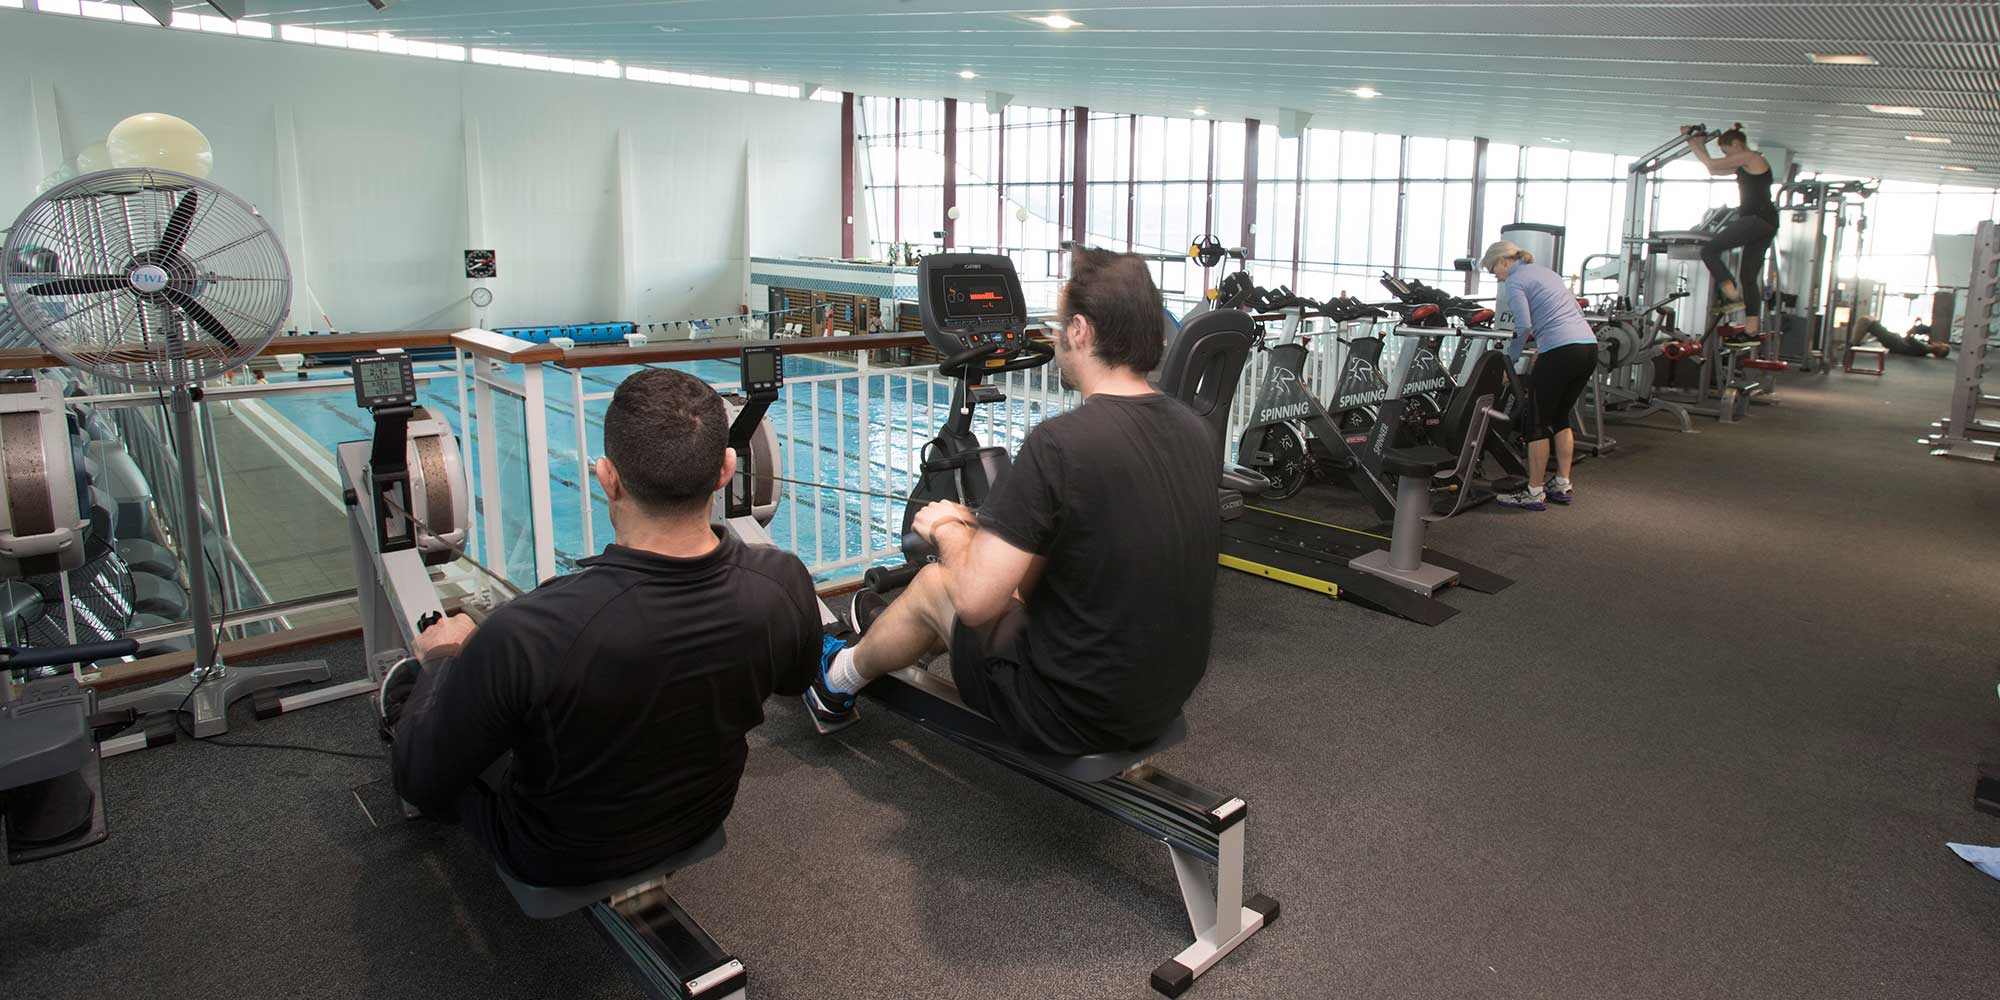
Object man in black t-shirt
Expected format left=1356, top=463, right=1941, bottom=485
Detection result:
left=382, top=369, right=820, bottom=887
left=806, top=248, right=1221, bottom=755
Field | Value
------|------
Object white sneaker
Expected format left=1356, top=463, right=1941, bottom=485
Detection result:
left=1496, top=486, right=1547, bottom=511
left=1546, top=477, right=1574, bottom=505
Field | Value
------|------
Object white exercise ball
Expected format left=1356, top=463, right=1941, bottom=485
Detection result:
left=106, top=113, right=214, bottom=178
left=74, top=141, right=113, bottom=174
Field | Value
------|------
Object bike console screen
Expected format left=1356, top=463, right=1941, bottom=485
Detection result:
left=939, top=274, right=1015, bottom=320
left=919, top=253, right=1030, bottom=356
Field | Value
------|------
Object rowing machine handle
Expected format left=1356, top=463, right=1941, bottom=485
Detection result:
left=1, top=638, right=141, bottom=672
left=864, top=562, right=924, bottom=593
left=417, top=611, right=442, bottom=633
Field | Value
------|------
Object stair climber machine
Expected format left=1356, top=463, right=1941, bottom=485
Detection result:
left=859, top=253, right=1276, bottom=997
left=342, top=352, right=750, bottom=1000
left=1176, top=294, right=1514, bottom=626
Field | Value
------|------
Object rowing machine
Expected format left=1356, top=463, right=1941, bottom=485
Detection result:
left=341, top=351, right=746, bottom=1000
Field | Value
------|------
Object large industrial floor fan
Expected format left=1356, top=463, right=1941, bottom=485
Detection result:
left=1, top=167, right=331, bottom=738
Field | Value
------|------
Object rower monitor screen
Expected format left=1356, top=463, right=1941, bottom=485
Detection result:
left=744, top=348, right=780, bottom=390
left=939, top=273, right=1015, bottom=321
left=352, top=354, right=417, bottom=409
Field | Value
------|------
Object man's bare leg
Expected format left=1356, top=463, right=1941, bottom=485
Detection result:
left=849, top=563, right=956, bottom=685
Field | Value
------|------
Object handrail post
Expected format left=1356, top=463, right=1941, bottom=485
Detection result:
left=574, top=367, right=594, bottom=558
left=472, top=360, right=506, bottom=583
left=455, top=346, right=485, bottom=605
left=522, top=360, right=557, bottom=584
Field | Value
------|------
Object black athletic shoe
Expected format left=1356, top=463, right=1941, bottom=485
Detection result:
left=375, top=656, right=422, bottom=744
left=802, top=625, right=861, bottom=734
left=848, top=589, right=890, bottom=636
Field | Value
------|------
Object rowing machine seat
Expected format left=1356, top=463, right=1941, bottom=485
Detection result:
left=1023, top=715, right=1186, bottom=783
left=497, top=825, right=728, bottom=919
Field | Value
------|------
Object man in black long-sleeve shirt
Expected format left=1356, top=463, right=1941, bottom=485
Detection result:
left=385, top=368, right=821, bottom=887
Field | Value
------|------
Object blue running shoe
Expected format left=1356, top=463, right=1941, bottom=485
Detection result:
left=802, top=626, right=861, bottom=734
left=1495, top=486, right=1547, bottom=511
left=1546, top=477, right=1574, bottom=505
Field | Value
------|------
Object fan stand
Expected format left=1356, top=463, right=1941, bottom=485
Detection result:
left=97, top=382, right=333, bottom=739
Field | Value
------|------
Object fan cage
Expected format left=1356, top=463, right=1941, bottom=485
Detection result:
left=1, top=168, right=290, bottom=388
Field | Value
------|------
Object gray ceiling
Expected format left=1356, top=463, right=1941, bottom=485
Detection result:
left=221, top=1, right=1998, bottom=184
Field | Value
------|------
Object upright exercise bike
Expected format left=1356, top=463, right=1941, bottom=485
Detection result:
left=883, top=256, right=1054, bottom=562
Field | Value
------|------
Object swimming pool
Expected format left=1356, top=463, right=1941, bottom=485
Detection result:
left=262, top=352, right=1074, bottom=586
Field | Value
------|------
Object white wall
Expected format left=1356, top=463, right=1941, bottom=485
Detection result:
left=0, top=11, right=842, bottom=333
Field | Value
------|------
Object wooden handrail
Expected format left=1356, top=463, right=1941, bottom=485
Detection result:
left=450, top=328, right=564, bottom=364
left=82, top=619, right=361, bottom=692
left=0, top=329, right=469, bottom=373
left=556, top=332, right=933, bottom=369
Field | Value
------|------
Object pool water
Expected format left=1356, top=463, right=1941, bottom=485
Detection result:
left=263, top=354, right=1069, bottom=586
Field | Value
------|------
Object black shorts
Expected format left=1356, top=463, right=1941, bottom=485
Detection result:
left=949, top=603, right=1091, bottom=756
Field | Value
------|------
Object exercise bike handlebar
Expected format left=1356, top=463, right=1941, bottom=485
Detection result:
left=936, top=338, right=1055, bottom=379
left=2, top=638, right=140, bottom=671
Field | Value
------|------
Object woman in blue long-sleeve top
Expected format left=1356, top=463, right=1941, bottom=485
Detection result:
left=1481, top=240, right=1598, bottom=511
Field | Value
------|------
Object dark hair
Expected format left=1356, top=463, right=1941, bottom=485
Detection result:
left=1718, top=122, right=1748, bottom=147
left=602, top=368, right=727, bottom=515
left=1061, top=246, right=1166, bottom=372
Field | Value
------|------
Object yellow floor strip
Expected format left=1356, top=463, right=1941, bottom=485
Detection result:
left=1243, top=504, right=1392, bottom=543
left=1218, top=553, right=1341, bottom=597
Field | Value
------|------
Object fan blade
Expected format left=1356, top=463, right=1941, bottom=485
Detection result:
left=161, top=288, right=240, bottom=352
left=27, top=276, right=128, bottom=296
left=157, top=190, right=200, bottom=259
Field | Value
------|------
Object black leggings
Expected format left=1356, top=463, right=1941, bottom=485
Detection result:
left=1526, top=343, right=1597, bottom=443
left=1700, top=215, right=1778, bottom=319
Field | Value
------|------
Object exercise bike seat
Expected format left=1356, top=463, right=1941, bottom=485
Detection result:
left=496, top=826, right=728, bottom=920
left=1379, top=445, right=1455, bottom=479
left=1022, top=715, right=1187, bottom=783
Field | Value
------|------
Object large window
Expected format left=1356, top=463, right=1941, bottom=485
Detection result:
left=1841, top=180, right=2000, bottom=331
left=858, top=101, right=1999, bottom=317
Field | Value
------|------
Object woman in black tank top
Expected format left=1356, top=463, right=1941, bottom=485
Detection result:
left=1684, top=123, right=1779, bottom=337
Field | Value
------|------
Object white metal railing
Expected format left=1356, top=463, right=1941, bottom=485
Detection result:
left=71, top=316, right=1498, bottom=612
left=553, top=348, right=1080, bottom=584
left=505, top=319, right=1471, bottom=591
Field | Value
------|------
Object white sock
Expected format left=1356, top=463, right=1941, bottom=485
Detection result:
left=826, top=647, right=865, bottom=696
left=1550, top=476, right=1571, bottom=489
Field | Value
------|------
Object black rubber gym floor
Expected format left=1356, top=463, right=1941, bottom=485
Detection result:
left=5, top=359, right=1998, bottom=999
